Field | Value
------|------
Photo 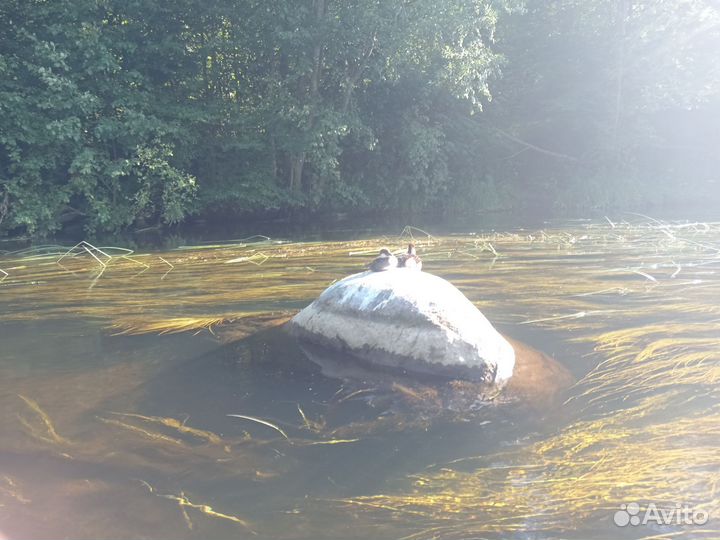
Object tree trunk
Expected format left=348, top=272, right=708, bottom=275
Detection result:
left=289, top=153, right=305, bottom=192
left=270, top=136, right=278, bottom=181
left=310, top=0, right=325, bottom=98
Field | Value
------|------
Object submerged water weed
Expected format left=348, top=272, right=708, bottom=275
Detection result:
left=1, top=220, right=720, bottom=538
left=328, top=222, right=720, bottom=538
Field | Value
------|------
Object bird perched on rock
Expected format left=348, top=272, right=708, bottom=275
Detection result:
left=398, top=243, right=422, bottom=270
left=368, top=248, right=398, bottom=272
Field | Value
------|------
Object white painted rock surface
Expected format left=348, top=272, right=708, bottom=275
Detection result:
left=289, top=269, right=515, bottom=384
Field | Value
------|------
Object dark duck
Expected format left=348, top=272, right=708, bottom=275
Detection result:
left=368, top=248, right=398, bottom=272
left=398, top=243, right=422, bottom=270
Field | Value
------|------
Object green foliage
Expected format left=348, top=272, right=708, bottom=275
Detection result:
left=1, top=0, right=200, bottom=235
left=1, top=0, right=719, bottom=237
left=480, top=0, right=720, bottom=213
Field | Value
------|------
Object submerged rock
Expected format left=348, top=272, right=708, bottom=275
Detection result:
left=289, top=269, right=515, bottom=384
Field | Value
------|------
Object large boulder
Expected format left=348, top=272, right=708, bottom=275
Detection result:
left=289, top=269, right=515, bottom=384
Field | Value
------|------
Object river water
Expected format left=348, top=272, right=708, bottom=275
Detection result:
left=0, top=219, right=718, bottom=539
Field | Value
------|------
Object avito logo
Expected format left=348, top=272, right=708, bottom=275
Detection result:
left=614, top=502, right=709, bottom=527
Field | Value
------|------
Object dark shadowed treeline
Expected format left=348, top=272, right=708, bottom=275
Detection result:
left=1, top=0, right=718, bottom=236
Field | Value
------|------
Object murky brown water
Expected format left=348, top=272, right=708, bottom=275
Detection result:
left=1, top=220, right=718, bottom=539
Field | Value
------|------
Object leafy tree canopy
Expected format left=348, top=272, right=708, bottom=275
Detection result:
left=1, top=0, right=718, bottom=237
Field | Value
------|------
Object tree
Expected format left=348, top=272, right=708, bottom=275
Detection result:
left=477, top=0, right=720, bottom=210
left=0, top=0, right=197, bottom=235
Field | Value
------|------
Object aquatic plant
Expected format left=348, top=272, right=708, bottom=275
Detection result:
left=2, top=220, right=720, bottom=538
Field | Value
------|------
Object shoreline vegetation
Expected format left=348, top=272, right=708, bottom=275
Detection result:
left=2, top=0, right=719, bottom=239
